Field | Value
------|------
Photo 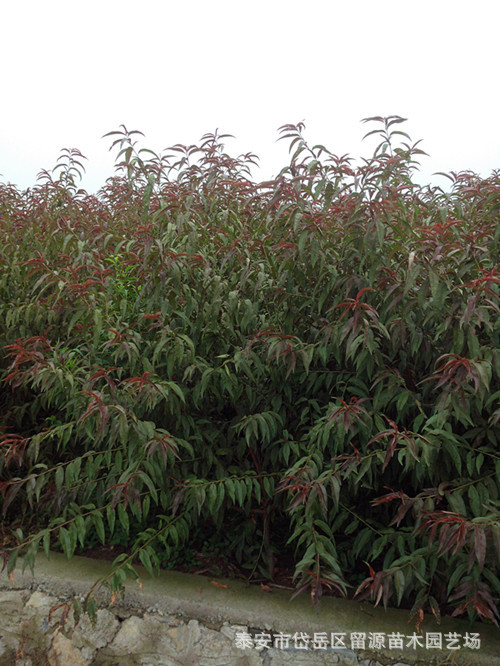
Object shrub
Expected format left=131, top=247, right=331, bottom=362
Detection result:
left=0, top=117, right=499, bottom=625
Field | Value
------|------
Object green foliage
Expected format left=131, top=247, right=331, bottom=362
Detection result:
left=0, top=117, right=499, bottom=626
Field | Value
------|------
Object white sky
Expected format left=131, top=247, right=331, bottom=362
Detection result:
left=1, top=0, right=499, bottom=194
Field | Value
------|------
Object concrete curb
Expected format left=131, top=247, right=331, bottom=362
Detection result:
left=1, top=552, right=499, bottom=665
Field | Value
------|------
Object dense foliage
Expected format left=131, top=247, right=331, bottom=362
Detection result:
left=1, top=117, right=499, bottom=625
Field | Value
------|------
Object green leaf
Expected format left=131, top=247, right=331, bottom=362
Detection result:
left=235, top=480, right=246, bottom=507
left=253, top=478, right=261, bottom=504
left=138, top=472, right=158, bottom=504
left=353, top=528, right=373, bottom=558
left=468, top=485, right=482, bottom=516
left=93, top=513, right=106, bottom=545
left=139, top=548, right=155, bottom=577
left=59, top=527, right=74, bottom=559
left=166, top=381, right=185, bottom=404
left=447, top=491, right=467, bottom=516
left=345, top=519, right=360, bottom=537
left=43, top=531, right=51, bottom=559
left=55, top=466, right=64, bottom=492
left=394, top=569, right=405, bottom=606
left=106, top=505, right=116, bottom=535
left=93, top=308, right=103, bottom=345
left=447, top=562, right=468, bottom=597
left=440, top=436, right=463, bottom=474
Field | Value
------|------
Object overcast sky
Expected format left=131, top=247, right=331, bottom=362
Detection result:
left=1, top=0, right=498, bottom=194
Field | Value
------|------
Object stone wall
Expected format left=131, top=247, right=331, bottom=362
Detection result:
left=1, top=588, right=395, bottom=665
left=1, top=553, right=498, bottom=665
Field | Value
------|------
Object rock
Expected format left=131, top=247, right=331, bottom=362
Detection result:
left=72, top=608, right=120, bottom=650
left=14, top=658, right=34, bottom=666
left=25, top=591, right=74, bottom=631
left=103, top=615, right=263, bottom=665
left=47, top=633, right=90, bottom=666
left=0, top=590, right=27, bottom=651
left=0, top=589, right=27, bottom=616
left=5, top=615, right=52, bottom=664
left=166, top=618, right=202, bottom=652
left=106, top=615, right=148, bottom=655
left=220, top=623, right=250, bottom=641
left=25, top=591, right=59, bottom=611
left=336, top=654, right=360, bottom=666
left=197, top=623, right=263, bottom=665
left=267, top=648, right=340, bottom=664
